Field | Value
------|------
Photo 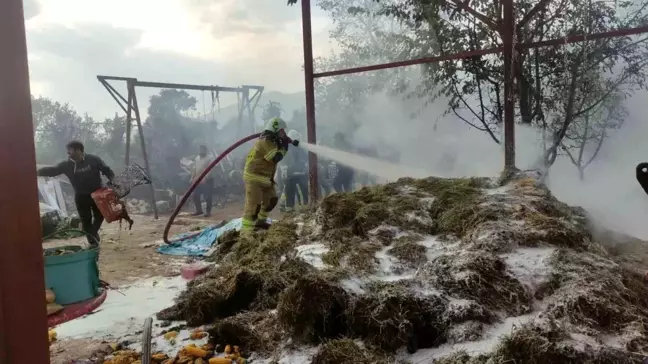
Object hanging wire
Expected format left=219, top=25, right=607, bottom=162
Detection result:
left=214, top=89, right=221, bottom=114
left=202, top=90, right=206, bottom=121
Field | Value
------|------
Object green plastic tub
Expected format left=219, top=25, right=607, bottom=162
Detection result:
left=43, top=245, right=100, bottom=305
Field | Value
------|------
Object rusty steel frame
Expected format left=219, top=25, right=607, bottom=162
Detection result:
left=97, top=76, right=264, bottom=220
left=301, top=0, right=320, bottom=202
left=1, top=0, right=51, bottom=363
left=299, top=0, right=648, bottom=189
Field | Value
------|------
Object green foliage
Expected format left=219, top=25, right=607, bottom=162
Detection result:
left=310, top=0, right=648, bottom=170
left=32, top=96, right=104, bottom=164
left=373, top=0, right=648, bottom=166
left=313, top=0, right=414, bottom=136
left=262, top=101, right=284, bottom=121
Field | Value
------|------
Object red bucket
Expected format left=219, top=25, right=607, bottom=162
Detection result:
left=91, top=187, right=124, bottom=223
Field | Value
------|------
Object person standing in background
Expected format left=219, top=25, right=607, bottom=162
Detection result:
left=37, top=140, right=114, bottom=247
left=332, top=132, right=355, bottom=193
left=283, top=130, right=308, bottom=210
left=356, top=146, right=379, bottom=187
left=191, top=145, right=215, bottom=217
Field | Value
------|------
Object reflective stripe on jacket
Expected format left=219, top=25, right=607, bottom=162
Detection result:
left=243, top=137, right=286, bottom=184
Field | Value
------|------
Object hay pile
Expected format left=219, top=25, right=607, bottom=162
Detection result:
left=158, top=171, right=648, bottom=363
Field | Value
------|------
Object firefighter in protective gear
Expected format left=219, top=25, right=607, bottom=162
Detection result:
left=241, top=117, right=297, bottom=232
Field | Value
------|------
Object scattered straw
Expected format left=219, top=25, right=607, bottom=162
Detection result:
left=421, top=252, right=532, bottom=316
left=277, top=275, right=350, bottom=343
left=311, top=339, right=400, bottom=364
left=207, top=310, right=282, bottom=354
left=388, top=235, right=427, bottom=268
left=347, top=292, right=448, bottom=352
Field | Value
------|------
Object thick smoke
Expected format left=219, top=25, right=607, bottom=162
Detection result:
left=324, top=69, right=648, bottom=239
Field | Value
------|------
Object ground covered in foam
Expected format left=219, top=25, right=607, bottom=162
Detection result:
left=157, top=171, right=648, bottom=363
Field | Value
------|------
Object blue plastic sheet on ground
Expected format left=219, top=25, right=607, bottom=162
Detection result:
left=157, top=218, right=271, bottom=256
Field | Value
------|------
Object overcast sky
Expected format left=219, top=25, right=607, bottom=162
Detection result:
left=23, top=0, right=334, bottom=120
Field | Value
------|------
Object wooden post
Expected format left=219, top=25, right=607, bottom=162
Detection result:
left=0, top=0, right=51, bottom=362
left=301, top=0, right=320, bottom=202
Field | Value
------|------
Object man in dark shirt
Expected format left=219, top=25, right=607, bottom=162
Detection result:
left=37, top=140, right=115, bottom=247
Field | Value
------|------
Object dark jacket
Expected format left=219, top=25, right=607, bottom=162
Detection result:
left=286, top=147, right=308, bottom=176
left=334, top=138, right=354, bottom=178
left=38, top=154, right=115, bottom=196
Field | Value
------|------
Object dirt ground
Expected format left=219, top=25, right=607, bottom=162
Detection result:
left=46, top=201, right=284, bottom=363
left=49, top=339, right=113, bottom=364
left=43, top=202, right=283, bottom=286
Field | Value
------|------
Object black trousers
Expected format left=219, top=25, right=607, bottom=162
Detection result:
left=333, top=169, right=354, bottom=193
left=75, top=194, right=103, bottom=246
left=319, top=178, right=332, bottom=197
left=193, top=178, right=214, bottom=213
left=285, top=174, right=309, bottom=208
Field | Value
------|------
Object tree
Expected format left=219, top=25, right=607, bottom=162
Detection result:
left=102, top=113, right=127, bottom=164
left=372, top=0, right=648, bottom=168
left=314, top=0, right=415, bottom=133
left=32, top=96, right=102, bottom=163
left=142, top=89, right=198, bottom=187
left=262, top=101, right=284, bottom=121
left=561, top=89, right=627, bottom=180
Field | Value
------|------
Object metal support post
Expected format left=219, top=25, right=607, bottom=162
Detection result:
left=301, top=0, right=320, bottom=202
left=129, top=81, right=159, bottom=220
left=125, top=86, right=133, bottom=167
left=502, top=0, right=516, bottom=170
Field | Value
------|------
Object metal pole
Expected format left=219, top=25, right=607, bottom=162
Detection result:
left=502, top=0, right=516, bottom=170
left=125, top=86, right=133, bottom=167
left=245, top=88, right=255, bottom=133
left=99, top=80, right=128, bottom=114
left=0, top=0, right=50, bottom=362
left=301, top=0, right=320, bottom=202
left=314, top=47, right=504, bottom=78
left=242, top=88, right=251, bottom=133
left=237, top=92, right=243, bottom=139
left=130, top=82, right=159, bottom=220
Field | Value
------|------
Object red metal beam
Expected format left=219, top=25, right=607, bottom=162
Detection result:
left=519, top=24, right=648, bottom=49
left=0, top=0, right=51, bottom=363
left=314, top=47, right=504, bottom=78
left=301, top=0, right=320, bottom=202
left=313, top=24, right=648, bottom=79
left=502, top=0, right=516, bottom=170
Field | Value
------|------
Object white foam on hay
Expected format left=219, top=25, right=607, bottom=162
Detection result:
left=252, top=346, right=318, bottom=364
left=502, top=247, right=555, bottom=295
left=295, top=243, right=329, bottom=269
left=55, top=276, right=186, bottom=341
left=403, top=311, right=542, bottom=361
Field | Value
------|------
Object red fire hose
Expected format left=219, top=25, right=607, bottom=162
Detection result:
left=163, top=133, right=261, bottom=244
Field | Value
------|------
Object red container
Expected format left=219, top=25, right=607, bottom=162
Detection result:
left=181, top=262, right=211, bottom=280
left=91, top=187, right=124, bottom=223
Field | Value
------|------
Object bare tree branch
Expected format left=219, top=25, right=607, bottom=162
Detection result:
left=519, top=0, right=552, bottom=28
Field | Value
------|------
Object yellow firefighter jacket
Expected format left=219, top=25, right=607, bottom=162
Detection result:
left=243, top=136, right=287, bottom=185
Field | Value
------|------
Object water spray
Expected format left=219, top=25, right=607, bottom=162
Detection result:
left=299, top=142, right=431, bottom=181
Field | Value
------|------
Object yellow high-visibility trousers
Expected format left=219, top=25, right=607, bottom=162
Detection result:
left=241, top=180, right=277, bottom=231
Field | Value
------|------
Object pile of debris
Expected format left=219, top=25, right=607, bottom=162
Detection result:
left=157, top=171, right=648, bottom=363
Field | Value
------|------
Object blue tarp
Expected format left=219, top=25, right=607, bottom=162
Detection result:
left=157, top=218, right=271, bottom=256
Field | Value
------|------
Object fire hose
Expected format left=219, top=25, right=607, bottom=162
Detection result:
left=163, top=133, right=261, bottom=244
